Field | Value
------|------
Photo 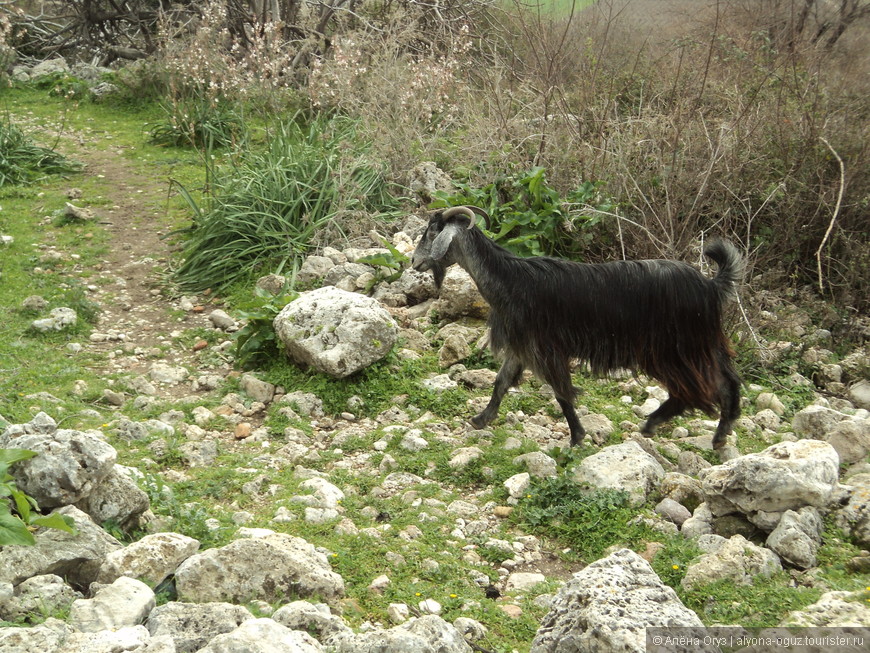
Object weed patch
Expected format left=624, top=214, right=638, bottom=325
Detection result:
left=433, top=168, right=615, bottom=260
left=0, top=117, right=81, bottom=185
left=515, top=473, right=652, bottom=562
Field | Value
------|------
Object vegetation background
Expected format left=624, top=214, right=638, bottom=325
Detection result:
left=3, top=0, right=867, bottom=319
left=1, top=1, right=869, bottom=648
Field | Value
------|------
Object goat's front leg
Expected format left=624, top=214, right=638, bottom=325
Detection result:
left=471, top=356, right=524, bottom=429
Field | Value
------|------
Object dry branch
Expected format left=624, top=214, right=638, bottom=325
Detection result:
left=815, top=137, right=845, bottom=294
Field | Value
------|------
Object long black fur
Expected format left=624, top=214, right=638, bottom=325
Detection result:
left=411, top=209, right=744, bottom=449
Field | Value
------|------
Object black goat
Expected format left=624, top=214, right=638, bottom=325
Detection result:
left=411, top=205, right=743, bottom=449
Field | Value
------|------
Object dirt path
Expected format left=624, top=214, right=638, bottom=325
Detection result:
left=66, top=140, right=217, bottom=394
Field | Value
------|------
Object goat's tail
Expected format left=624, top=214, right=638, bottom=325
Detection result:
left=704, top=239, right=744, bottom=301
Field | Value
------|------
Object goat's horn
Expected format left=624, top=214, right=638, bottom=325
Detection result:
left=467, top=206, right=491, bottom=231
left=443, top=205, right=491, bottom=230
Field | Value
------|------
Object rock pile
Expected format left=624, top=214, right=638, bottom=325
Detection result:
left=2, top=227, right=870, bottom=650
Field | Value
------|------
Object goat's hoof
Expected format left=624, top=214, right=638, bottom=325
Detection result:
left=640, top=430, right=655, bottom=439
left=469, top=415, right=488, bottom=429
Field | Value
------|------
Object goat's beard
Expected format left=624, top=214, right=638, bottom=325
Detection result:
left=431, top=264, right=446, bottom=290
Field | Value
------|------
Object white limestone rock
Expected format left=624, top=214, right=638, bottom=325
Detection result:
left=699, top=439, right=840, bottom=517
left=68, top=576, right=155, bottom=633
left=274, top=286, right=397, bottom=378
left=531, top=549, right=702, bottom=652
left=97, top=532, right=200, bottom=586
left=570, top=441, right=665, bottom=506
left=174, top=530, right=344, bottom=606
left=681, top=534, right=781, bottom=589
left=196, top=618, right=323, bottom=652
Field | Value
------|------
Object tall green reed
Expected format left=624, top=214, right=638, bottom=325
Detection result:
left=172, top=114, right=399, bottom=292
left=0, top=118, right=81, bottom=186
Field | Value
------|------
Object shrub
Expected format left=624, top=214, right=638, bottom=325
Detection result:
left=0, top=119, right=82, bottom=186
left=514, top=473, right=651, bottom=562
left=432, top=166, right=615, bottom=259
left=233, top=286, right=298, bottom=369
left=172, top=114, right=400, bottom=292
left=148, top=98, right=245, bottom=149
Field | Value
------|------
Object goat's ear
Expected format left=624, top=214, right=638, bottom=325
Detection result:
left=430, top=223, right=461, bottom=261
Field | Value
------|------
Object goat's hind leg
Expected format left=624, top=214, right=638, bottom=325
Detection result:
left=471, top=356, right=524, bottom=430
left=641, top=397, right=687, bottom=438
left=712, top=362, right=741, bottom=450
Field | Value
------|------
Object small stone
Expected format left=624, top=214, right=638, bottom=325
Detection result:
left=273, top=507, right=295, bottom=524
left=505, top=572, right=546, bottom=593
left=368, top=575, right=391, bottom=593
left=209, top=309, right=237, bottom=330
left=845, top=555, right=870, bottom=573
left=497, top=604, right=523, bottom=619
left=102, top=389, right=125, bottom=406
left=418, top=599, right=442, bottom=615
left=387, top=603, right=409, bottom=624
left=192, top=340, right=208, bottom=351
left=504, top=473, right=531, bottom=499
left=22, top=295, right=48, bottom=311
left=493, top=506, right=514, bottom=518
left=654, top=498, right=692, bottom=527
left=234, top=423, right=252, bottom=439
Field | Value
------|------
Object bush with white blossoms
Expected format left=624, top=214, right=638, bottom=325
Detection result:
left=308, top=24, right=473, bottom=131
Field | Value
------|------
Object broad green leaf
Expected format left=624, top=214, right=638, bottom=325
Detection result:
left=0, top=448, right=38, bottom=466
left=30, top=512, right=77, bottom=534
left=11, top=486, right=32, bottom=523
left=0, top=512, right=36, bottom=546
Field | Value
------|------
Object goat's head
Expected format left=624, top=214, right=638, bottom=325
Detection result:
left=411, top=206, right=490, bottom=287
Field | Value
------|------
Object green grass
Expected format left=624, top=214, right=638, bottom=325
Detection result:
left=0, top=118, right=81, bottom=185
left=2, top=82, right=868, bottom=650
left=514, top=474, right=654, bottom=562
left=504, top=0, right=597, bottom=15
left=0, top=86, right=202, bottom=424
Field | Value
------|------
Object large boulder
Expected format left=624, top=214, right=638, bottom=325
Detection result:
left=531, top=549, right=702, bottom=653
left=824, top=418, right=870, bottom=466
left=834, top=472, right=870, bottom=548
left=0, top=575, right=81, bottom=623
left=431, top=267, right=489, bottom=320
left=791, top=404, right=870, bottom=465
left=146, top=602, right=254, bottom=653
left=781, top=590, right=870, bottom=627
left=1, top=414, right=117, bottom=509
left=791, top=404, right=851, bottom=438
left=374, top=268, right=437, bottom=307
left=272, top=601, right=352, bottom=644
left=570, top=441, right=665, bottom=506
left=331, top=615, right=472, bottom=653
left=273, top=286, right=398, bottom=378
left=174, top=530, right=345, bottom=606
left=196, top=618, right=323, bottom=653
left=408, top=161, right=454, bottom=203
left=699, top=440, right=839, bottom=518
left=96, top=532, right=200, bottom=585
left=848, top=379, right=870, bottom=410
left=68, top=576, right=155, bottom=633
left=75, top=465, right=150, bottom=530
left=0, top=619, right=72, bottom=653
left=0, top=506, right=123, bottom=589
left=681, top=534, right=781, bottom=589
left=765, top=507, right=824, bottom=569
